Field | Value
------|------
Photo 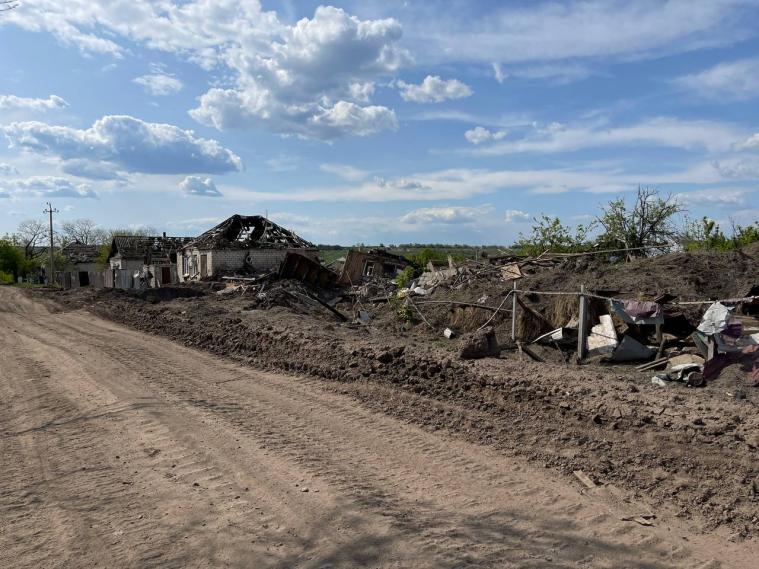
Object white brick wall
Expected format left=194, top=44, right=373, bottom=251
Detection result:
left=179, top=247, right=319, bottom=279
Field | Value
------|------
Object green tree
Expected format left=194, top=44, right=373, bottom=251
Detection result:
left=59, top=218, right=108, bottom=246
left=596, top=186, right=683, bottom=258
left=409, top=247, right=446, bottom=267
left=514, top=215, right=595, bottom=256
left=0, top=239, right=26, bottom=282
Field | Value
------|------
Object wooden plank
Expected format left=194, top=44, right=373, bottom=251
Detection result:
left=635, top=357, right=668, bottom=371
left=517, top=342, right=545, bottom=363
left=573, top=470, right=596, bottom=489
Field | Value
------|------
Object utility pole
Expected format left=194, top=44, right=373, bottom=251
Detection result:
left=43, top=202, right=58, bottom=286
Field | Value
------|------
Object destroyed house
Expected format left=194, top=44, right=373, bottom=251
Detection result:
left=107, top=234, right=193, bottom=286
left=61, top=242, right=100, bottom=286
left=338, top=249, right=412, bottom=285
left=178, top=215, right=319, bottom=280
left=62, top=241, right=99, bottom=271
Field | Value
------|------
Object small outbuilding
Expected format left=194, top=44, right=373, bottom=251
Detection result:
left=337, top=248, right=412, bottom=285
left=178, top=215, right=319, bottom=281
left=61, top=241, right=100, bottom=286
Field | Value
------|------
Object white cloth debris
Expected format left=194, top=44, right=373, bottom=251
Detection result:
left=587, top=314, right=618, bottom=357
left=697, top=302, right=732, bottom=335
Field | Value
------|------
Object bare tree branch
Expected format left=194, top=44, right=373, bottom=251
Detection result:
left=60, top=218, right=109, bottom=246
left=16, top=219, right=46, bottom=259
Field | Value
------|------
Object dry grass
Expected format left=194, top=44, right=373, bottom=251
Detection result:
left=516, top=308, right=553, bottom=342
left=549, top=295, right=609, bottom=330
left=450, top=306, right=509, bottom=331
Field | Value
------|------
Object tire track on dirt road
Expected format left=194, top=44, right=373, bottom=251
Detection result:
left=2, top=286, right=756, bottom=568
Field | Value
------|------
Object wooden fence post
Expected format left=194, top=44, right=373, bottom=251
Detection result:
left=511, top=280, right=518, bottom=341
left=577, top=284, right=588, bottom=361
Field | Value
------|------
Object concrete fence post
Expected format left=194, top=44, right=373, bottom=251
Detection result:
left=577, top=284, right=588, bottom=361
left=511, top=280, right=518, bottom=341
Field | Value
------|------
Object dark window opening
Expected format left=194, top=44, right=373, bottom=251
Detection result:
left=383, top=263, right=397, bottom=276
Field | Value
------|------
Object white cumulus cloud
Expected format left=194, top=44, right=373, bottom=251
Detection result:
left=397, top=75, right=472, bottom=103
left=401, top=204, right=493, bottom=224
left=4, top=115, right=242, bottom=176
left=465, top=126, right=507, bottom=145
left=179, top=176, right=221, bottom=197
left=0, top=176, right=97, bottom=198
left=306, top=102, right=398, bottom=139
left=0, top=94, right=68, bottom=111
left=2, top=3, right=408, bottom=140
left=189, top=6, right=408, bottom=140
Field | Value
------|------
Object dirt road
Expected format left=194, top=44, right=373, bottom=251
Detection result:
left=0, top=286, right=754, bottom=568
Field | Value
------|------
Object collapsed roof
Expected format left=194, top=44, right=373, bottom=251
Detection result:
left=109, top=235, right=194, bottom=260
left=62, top=242, right=99, bottom=264
left=187, top=215, right=315, bottom=250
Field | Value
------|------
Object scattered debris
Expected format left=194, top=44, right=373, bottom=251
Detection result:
left=280, top=252, right=339, bottom=288
left=611, top=335, right=654, bottom=362
left=337, top=249, right=412, bottom=285
left=620, top=514, right=656, bottom=526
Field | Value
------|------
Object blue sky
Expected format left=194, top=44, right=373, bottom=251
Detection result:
left=1, top=0, right=758, bottom=245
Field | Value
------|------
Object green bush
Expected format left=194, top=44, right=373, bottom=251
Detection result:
left=682, top=217, right=759, bottom=251
left=0, top=271, right=14, bottom=284
left=395, top=266, right=415, bottom=288
left=389, top=292, right=415, bottom=324
left=0, top=239, right=25, bottom=281
left=408, top=247, right=446, bottom=268
left=514, top=215, right=595, bottom=256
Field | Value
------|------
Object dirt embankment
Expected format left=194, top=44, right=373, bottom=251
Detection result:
left=41, top=276, right=759, bottom=540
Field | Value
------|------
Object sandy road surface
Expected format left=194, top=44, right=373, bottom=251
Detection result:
left=0, top=286, right=754, bottom=568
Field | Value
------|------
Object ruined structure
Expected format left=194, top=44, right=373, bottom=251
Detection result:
left=107, top=234, right=193, bottom=286
left=337, top=249, right=412, bottom=285
left=61, top=242, right=100, bottom=286
left=178, top=215, right=318, bottom=281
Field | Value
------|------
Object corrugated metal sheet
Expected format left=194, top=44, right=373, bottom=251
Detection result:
left=115, top=269, right=133, bottom=289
